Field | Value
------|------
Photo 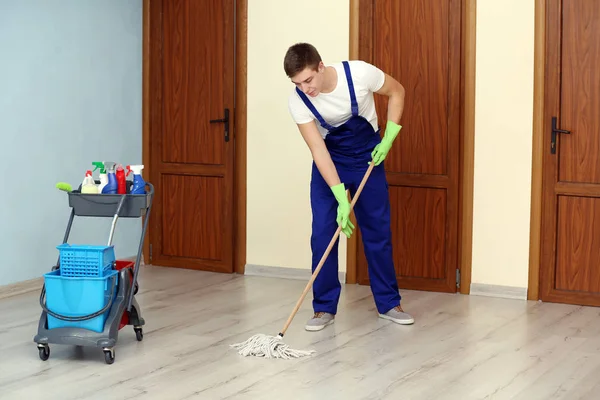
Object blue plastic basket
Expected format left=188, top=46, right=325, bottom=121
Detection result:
left=44, top=269, right=118, bottom=333
left=57, top=244, right=115, bottom=277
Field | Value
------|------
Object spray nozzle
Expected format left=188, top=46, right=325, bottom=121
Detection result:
left=92, top=161, right=106, bottom=174
left=126, top=165, right=132, bottom=177
left=104, top=161, right=116, bottom=172
left=128, top=165, right=144, bottom=175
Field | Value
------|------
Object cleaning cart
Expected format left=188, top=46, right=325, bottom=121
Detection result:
left=33, top=180, right=154, bottom=364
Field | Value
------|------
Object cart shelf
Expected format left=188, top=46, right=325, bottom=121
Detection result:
left=68, top=187, right=151, bottom=218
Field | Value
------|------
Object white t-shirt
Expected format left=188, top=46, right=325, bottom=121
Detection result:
left=288, top=60, right=386, bottom=138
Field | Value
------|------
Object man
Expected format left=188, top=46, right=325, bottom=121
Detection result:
left=284, top=43, right=414, bottom=331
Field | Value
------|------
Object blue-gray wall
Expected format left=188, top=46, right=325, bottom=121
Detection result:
left=0, top=0, right=143, bottom=286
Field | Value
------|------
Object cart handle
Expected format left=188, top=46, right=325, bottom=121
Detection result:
left=126, top=182, right=154, bottom=312
left=39, top=273, right=117, bottom=322
left=107, top=194, right=126, bottom=246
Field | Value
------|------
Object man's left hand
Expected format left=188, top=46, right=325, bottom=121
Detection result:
left=371, top=121, right=402, bottom=166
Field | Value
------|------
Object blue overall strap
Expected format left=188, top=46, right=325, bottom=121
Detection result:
left=342, top=61, right=359, bottom=117
left=295, top=87, right=336, bottom=131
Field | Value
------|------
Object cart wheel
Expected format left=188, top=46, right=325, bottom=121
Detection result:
left=134, top=326, right=143, bottom=341
left=38, top=344, right=50, bottom=361
left=103, top=348, right=115, bottom=365
left=134, top=283, right=139, bottom=295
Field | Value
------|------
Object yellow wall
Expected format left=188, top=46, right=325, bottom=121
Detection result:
left=246, top=0, right=350, bottom=272
left=246, top=0, right=536, bottom=292
left=471, top=0, right=535, bottom=289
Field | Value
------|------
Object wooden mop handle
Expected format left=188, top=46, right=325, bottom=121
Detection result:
left=278, top=162, right=376, bottom=337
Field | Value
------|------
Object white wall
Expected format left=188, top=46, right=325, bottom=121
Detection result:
left=246, top=0, right=537, bottom=293
left=471, top=0, right=535, bottom=289
left=246, top=0, right=350, bottom=272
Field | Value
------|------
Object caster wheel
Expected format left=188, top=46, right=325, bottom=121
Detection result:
left=103, top=348, right=115, bottom=365
left=38, top=345, right=50, bottom=361
left=134, top=327, right=143, bottom=341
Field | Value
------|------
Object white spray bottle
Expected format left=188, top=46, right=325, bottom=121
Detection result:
left=81, top=170, right=98, bottom=194
left=93, top=161, right=108, bottom=193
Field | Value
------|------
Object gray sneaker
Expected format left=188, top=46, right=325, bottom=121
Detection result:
left=305, top=312, right=335, bottom=331
left=379, top=306, right=414, bottom=325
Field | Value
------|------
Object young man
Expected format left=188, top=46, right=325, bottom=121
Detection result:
left=284, top=43, right=414, bottom=331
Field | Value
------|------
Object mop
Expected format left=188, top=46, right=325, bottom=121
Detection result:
left=230, top=162, right=376, bottom=359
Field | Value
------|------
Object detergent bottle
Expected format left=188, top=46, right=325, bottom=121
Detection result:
left=81, top=170, right=98, bottom=194
left=127, top=164, right=147, bottom=194
left=116, top=164, right=127, bottom=194
left=102, top=162, right=118, bottom=194
left=92, top=161, right=108, bottom=193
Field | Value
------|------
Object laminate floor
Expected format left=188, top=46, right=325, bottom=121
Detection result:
left=1, top=265, right=600, bottom=400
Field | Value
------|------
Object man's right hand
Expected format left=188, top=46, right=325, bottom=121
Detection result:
left=331, top=183, right=354, bottom=238
left=297, top=121, right=352, bottom=237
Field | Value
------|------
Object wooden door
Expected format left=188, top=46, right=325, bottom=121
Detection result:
left=148, top=0, right=235, bottom=273
left=540, top=0, right=600, bottom=306
left=356, top=0, right=462, bottom=292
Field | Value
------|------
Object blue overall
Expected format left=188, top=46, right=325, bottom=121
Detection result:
left=296, top=61, right=401, bottom=315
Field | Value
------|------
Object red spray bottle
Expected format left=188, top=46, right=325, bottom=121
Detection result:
left=116, top=164, right=127, bottom=194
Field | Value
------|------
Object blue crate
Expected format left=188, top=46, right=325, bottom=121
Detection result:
left=57, top=244, right=115, bottom=277
left=45, top=269, right=118, bottom=333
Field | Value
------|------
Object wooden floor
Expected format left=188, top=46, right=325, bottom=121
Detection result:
left=1, top=265, right=600, bottom=399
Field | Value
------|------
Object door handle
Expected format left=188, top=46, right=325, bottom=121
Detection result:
left=210, top=108, right=230, bottom=142
left=551, top=116, right=570, bottom=154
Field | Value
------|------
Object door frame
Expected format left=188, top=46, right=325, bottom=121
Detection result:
left=346, top=0, right=476, bottom=295
left=527, top=0, right=550, bottom=301
left=140, top=0, right=248, bottom=275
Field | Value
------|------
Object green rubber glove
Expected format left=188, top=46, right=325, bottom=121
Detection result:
left=371, top=120, right=402, bottom=166
left=331, top=183, right=355, bottom=238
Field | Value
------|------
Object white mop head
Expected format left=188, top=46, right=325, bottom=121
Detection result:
left=230, top=333, right=316, bottom=359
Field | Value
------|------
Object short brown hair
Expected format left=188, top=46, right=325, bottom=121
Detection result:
left=283, top=43, right=322, bottom=78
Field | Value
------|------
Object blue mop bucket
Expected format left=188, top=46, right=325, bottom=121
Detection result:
left=42, top=269, right=118, bottom=333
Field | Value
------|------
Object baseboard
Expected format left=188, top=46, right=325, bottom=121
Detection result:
left=0, top=277, right=44, bottom=300
left=0, top=254, right=140, bottom=301
left=470, top=283, right=528, bottom=300
left=244, top=264, right=346, bottom=283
